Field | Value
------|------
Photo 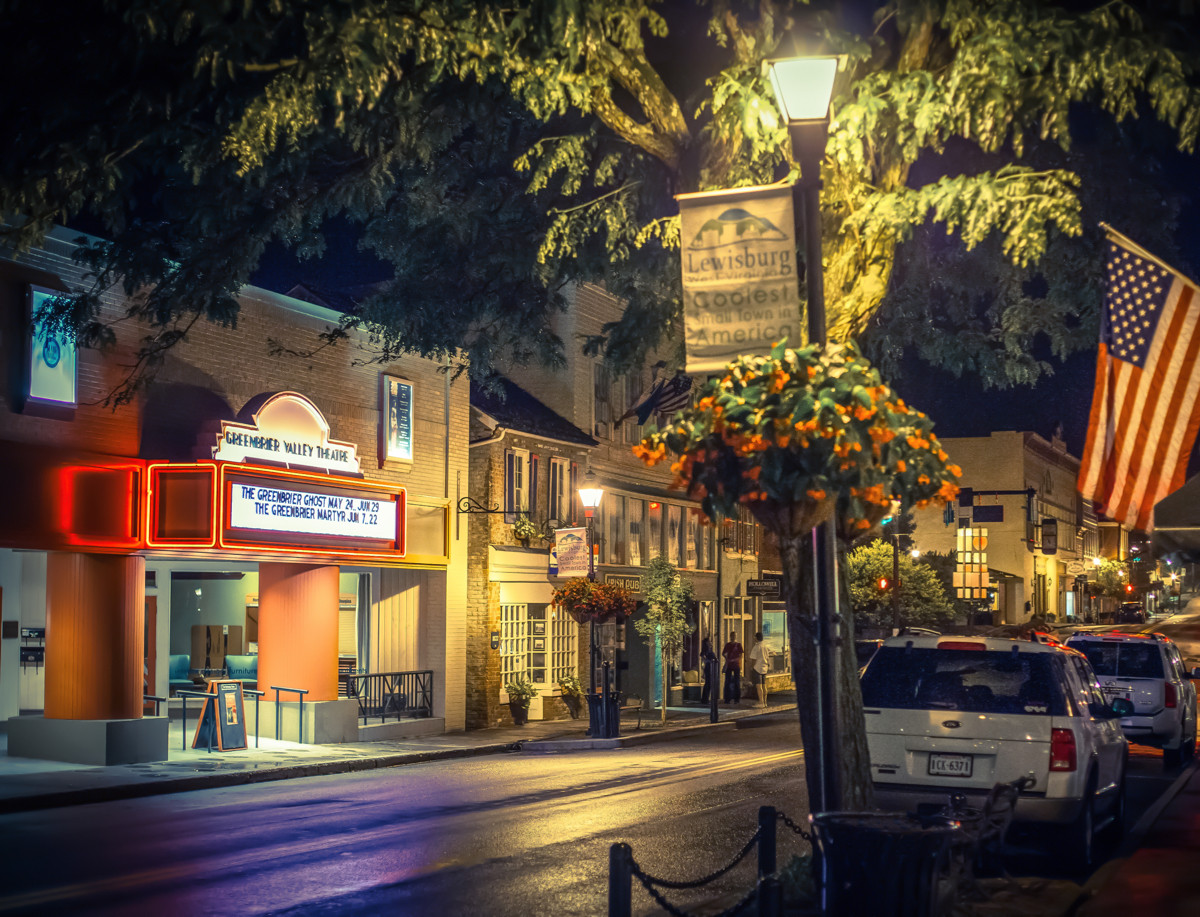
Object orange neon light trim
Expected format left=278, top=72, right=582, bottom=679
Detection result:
left=145, top=462, right=219, bottom=548
left=56, top=461, right=145, bottom=549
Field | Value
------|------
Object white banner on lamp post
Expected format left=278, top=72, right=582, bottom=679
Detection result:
left=554, top=527, right=589, bottom=578
left=676, top=182, right=801, bottom=373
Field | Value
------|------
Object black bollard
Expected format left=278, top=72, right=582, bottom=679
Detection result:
left=757, top=876, right=783, bottom=917
left=758, top=806, right=776, bottom=877
left=609, top=842, right=632, bottom=917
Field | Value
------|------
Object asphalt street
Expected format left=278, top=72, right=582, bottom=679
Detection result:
left=0, top=705, right=1189, bottom=917
left=0, top=716, right=811, bottom=917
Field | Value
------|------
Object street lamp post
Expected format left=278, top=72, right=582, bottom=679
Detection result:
left=766, top=54, right=840, bottom=814
left=579, top=470, right=604, bottom=693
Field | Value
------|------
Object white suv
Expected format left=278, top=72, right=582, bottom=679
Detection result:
left=1064, top=632, right=1198, bottom=766
left=861, top=634, right=1130, bottom=871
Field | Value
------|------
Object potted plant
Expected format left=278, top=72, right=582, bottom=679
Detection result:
left=558, top=672, right=584, bottom=719
left=504, top=676, right=538, bottom=725
left=512, top=513, right=543, bottom=547
left=552, top=579, right=637, bottom=624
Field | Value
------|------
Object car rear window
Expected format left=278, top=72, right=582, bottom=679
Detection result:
left=1070, top=642, right=1164, bottom=679
left=860, top=647, right=1067, bottom=715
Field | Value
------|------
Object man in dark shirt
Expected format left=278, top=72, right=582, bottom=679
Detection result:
left=722, top=631, right=744, bottom=704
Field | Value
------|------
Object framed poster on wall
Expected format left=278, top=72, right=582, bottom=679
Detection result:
left=379, top=374, right=414, bottom=464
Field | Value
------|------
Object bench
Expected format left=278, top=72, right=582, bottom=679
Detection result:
left=168, top=654, right=194, bottom=696
left=619, top=695, right=643, bottom=730
left=224, top=654, right=258, bottom=689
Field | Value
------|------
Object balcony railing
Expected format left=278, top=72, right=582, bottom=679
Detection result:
left=343, top=670, right=434, bottom=723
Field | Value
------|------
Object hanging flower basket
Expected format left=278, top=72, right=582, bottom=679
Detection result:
left=553, top=580, right=637, bottom=624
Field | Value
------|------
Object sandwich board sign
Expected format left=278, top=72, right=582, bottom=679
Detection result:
left=192, top=680, right=248, bottom=751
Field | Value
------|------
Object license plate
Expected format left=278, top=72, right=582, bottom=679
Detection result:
left=928, top=753, right=973, bottom=777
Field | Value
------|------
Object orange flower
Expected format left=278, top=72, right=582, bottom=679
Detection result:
left=769, top=371, right=790, bottom=394
left=807, top=488, right=826, bottom=501
left=946, top=463, right=962, bottom=478
left=895, top=459, right=907, bottom=472
left=855, top=518, right=871, bottom=530
left=869, top=426, right=896, bottom=443
left=775, top=434, right=791, bottom=448
left=862, top=484, right=886, bottom=505
left=633, top=442, right=667, bottom=466
left=853, top=404, right=876, bottom=421
left=742, top=465, right=762, bottom=480
left=906, top=435, right=929, bottom=449
left=937, top=481, right=961, bottom=501
left=918, top=474, right=930, bottom=485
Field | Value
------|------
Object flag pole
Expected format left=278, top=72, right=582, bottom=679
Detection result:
left=1099, top=223, right=1200, bottom=288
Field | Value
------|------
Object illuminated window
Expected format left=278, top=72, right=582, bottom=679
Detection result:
left=26, top=285, right=77, bottom=408
left=500, top=602, right=577, bottom=690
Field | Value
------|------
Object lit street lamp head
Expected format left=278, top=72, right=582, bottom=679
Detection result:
left=764, top=55, right=840, bottom=165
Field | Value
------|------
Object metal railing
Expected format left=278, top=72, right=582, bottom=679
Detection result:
left=143, top=694, right=166, bottom=717
left=344, top=670, right=434, bottom=723
left=272, top=685, right=308, bottom=744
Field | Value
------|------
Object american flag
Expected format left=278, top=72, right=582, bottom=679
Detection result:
left=1078, top=230, right=1200, bottom=532
left=620, top=373, right=694, bottom=425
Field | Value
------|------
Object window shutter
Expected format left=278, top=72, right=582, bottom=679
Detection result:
left=569, top=462, right=579, bottom=525
left=504, top=451, right=515, bottom=523
left=529, top=454, right=539, bottom=516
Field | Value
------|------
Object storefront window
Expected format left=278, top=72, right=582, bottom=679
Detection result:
left=648, top=501, right=663, bottom=560
left=627, top=498, right=644, bottom=567
left=603, top=495, right=626, bottom=565
left=668, top=504, right=683, bottom=567
left=501, top=602, right=578, bottom=688
left=685, top=511, right=698, bottom=568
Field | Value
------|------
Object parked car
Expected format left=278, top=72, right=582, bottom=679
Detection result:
left=1064, top=631, right=1198, bottom=766
left=1116, top=602, right=1146, bottom=624
left=860, top=634, right=1131, bottom=871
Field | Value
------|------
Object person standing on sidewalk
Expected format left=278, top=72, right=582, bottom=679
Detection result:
left=722, top=631, right=744, bottom=704
left=700, top=637, right=718, bottom=705
left=748, top=632, right=770, bottom=707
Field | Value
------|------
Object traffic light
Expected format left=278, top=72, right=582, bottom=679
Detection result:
left=1125, top=583, right=1134, bottom=594
left=877, top=577, right=890, bottom=592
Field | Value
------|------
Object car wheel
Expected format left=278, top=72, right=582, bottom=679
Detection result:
left=1064, top=777, right=1097, bottom=874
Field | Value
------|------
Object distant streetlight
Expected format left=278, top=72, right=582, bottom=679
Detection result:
left=1093, top=556, right=1103, bottom=567
left=910, top=546, right=920, bottom=559
left=765, top=52, right=840, bottom=814
left=578, top=470, right=604, bottom=692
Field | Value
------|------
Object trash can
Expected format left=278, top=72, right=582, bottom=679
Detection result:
left=585, top=692, right=621, bottom=738
left=810, top=812, right=959, bottom=917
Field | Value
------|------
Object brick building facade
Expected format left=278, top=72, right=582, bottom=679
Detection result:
left=0, top=228, right=469, bottom=762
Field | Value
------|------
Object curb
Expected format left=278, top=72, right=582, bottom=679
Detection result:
left=0, top=743, right=512, bottom=815
left=522, top=718, right=739, bottom=752
left=0, top=706, right=791, bottom=814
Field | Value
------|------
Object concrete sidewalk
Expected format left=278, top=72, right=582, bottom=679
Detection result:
left=0, top=696, right=792, bottom=814
left=1073, top=757, right=1200, bottom=916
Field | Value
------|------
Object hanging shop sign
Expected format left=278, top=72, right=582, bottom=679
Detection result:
left=554, top=527, right=589, bottom=578
left=212, top=391, right=361, bottom=475
left=676, top=182, right=801, bottom=373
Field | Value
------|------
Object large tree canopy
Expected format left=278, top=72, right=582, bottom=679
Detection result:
left=2, top=0, right=1198, bottom=403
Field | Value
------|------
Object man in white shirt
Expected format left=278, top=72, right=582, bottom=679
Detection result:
left=748, top=632, right=771, bottom=708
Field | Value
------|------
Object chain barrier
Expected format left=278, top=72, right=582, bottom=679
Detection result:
left=631, top=826, right=761, bottom=890
left=775, top=810, right=814, bottom=843
left=612, top=807, right=811, bottom=917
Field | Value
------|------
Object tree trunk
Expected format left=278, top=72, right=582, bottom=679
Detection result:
left=779, top=532, right=874, bottom=812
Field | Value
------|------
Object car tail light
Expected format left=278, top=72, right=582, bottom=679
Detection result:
left=937, top=641, right=986, bottom=651
left=1050, top=728, right=1077, bottom=771
left=1165, top=681, right=1177, bottom=708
